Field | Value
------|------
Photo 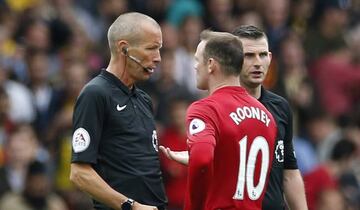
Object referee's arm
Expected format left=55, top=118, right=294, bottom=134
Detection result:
left=282, top=102, right=308, bottom=210
left=70, top=163, right=128, bottom=209
left=283, top=169, right=308, bottom=210
left=70, top=163, right=158, bottom=210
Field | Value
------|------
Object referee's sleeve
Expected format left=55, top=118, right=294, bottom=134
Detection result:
left=71, top=85, right=106, bottom=164
left=283, top=102, right=298, bottom=169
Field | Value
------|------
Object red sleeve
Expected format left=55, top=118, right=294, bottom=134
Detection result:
left=185, top=142, right=215, bottom=210
left=184, top=101, right=217, bottom=210
left=186, top=101, right=217, bottom=147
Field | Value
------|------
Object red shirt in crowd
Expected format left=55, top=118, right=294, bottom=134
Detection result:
left=304, top=165, right=338, bottom=210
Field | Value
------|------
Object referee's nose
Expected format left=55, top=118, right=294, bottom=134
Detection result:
left=154, top=49, right=161, bottom=64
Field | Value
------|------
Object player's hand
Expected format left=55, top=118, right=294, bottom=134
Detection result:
left=132, top=202, right=158, bottom=210
left=159, top=146, right=189, bottom=165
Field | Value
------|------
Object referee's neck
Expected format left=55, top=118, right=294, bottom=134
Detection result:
left=244, top=85, right=261, bottom=99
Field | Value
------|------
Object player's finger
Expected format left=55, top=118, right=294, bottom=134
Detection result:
left=159, top=145, right=165, bottom=152
left=159, top=146, right=172, bottom=159
left=166, top=148, right=174, bottom=160
left=159, top=146, right=167, bottom=155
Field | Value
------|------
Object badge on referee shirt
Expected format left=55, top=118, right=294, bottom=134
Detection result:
left=72, top=128, right=90, bottom=153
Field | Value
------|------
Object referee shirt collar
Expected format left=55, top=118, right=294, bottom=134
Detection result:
left=101, top=69, right=137, bottom=96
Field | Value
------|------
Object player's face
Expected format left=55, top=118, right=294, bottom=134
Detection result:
left=194, top=40, right=209, bottom=90
left=239, top=37, right=272, bottom=89
left=128, top=22, right=162, bottom=81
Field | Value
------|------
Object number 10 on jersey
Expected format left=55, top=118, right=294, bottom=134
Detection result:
left=233, top=136, right=270, bottom=201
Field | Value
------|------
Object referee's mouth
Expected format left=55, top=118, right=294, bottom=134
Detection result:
left=250, top=71, right=264, bottom=77
left=144, top=67, right=154, bottom=73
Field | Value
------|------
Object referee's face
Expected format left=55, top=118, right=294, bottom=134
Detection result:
left=127, top=22, right=162, bottom=82
left=239, top=37, right=272, bottom=89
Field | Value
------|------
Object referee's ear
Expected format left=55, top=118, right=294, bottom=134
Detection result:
left=122, top=47, right=128, bottom=55
left=116, top=40, right=128, bottom=55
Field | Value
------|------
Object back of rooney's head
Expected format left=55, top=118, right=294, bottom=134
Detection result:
left=200, top=30, right=244, bottom=76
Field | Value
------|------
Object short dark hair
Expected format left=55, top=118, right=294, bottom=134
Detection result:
left=331, top=139, right=356, bottom=161
left=200, top=30, right=244, bottom=76
left=232, top=25, right=267, bottom=40
left=27, top=160, right=47, bottom=177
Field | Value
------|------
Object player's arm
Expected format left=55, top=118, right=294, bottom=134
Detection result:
left=186, top=142, right=214, bottom=210
left=70, top=163, right=157, bottom=210
left=283, top=169, right=308, bottom=210
left=184, top=102, right=217, bottom=210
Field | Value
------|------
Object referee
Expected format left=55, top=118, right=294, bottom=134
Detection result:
left=70, top=12, right=167, bottom=210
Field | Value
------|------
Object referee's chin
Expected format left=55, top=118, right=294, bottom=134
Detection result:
left=132, top=71, right=152, bottom=82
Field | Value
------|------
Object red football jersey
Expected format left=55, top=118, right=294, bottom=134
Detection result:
left=185, top=86, right=277, bottom=210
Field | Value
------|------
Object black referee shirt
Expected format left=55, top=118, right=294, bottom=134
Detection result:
left=71, top=70, right=167, bottom=209
left=259, top=87, right=298, bottom=210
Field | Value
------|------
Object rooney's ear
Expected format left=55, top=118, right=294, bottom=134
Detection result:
left=207, top=58, right=219, bottom=74
left=207, top=58, right=213, bottom=73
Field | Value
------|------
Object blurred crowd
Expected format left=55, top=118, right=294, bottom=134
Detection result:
left=0, top=0, right=359, bottom=210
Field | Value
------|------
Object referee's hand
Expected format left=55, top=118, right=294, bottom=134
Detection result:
left=132, top=202, right=158, bottom=210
